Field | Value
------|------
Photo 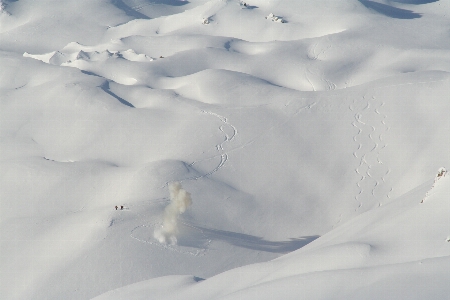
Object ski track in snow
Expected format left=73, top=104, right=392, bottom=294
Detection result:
left=46, top=16, right=445, bottom=256
left=130, top=223, right=212, bottom=257
left=137, top=99, right=317, bottom=253
left=350, top=94, right=392, bottom=212
left=305, top=38, right=336, bottom=91
left=157, top=109, right=239, bottom=186
left=133, top=108, right=238, bottom=254
left=126, top=195, right=212, bottom=256
left=121, top=198, right=212, bottom=257
left=187, top=110, right=237, bottom=179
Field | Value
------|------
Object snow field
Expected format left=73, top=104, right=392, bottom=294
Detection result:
left=1, top=0, right=449, bottom=299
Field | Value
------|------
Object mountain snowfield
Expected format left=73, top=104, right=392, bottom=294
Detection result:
left=0, top=0, right=449, bottom=299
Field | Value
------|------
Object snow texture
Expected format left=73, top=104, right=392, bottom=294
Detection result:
left=1, top=0, right=449, bottom=299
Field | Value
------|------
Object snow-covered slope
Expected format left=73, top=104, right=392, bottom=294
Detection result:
left=93, top=173, right=450, bottom=300
left=0, top=0, right=449, bottom=299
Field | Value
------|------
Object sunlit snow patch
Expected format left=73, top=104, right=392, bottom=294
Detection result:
left=23, top=51, right=59, bottom=64
left=23, top=47, right=153, bottom=65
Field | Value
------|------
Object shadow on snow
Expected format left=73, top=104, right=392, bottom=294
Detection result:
left=147, top=0, right=190, bottom=6
left=177, top=223, right=319, bottom=254
left=359, top=0, right=422, bottom=19
left=111, top=0, right=152, bottom=19
left=390, top=0, right=438, bottom=4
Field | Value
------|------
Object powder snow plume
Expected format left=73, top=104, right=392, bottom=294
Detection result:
left=154, top=182, right=192, bottom=245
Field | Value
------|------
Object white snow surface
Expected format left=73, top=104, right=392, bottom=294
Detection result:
left=0, top=0, right=449, bottom=299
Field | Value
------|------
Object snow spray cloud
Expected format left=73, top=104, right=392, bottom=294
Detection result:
left=154, top=182, right=192, bottom=245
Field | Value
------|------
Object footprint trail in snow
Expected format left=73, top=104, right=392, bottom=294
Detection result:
left=350, top=94, right=392, bottom=211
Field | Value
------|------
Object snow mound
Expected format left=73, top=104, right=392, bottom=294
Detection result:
left=265, top=13, right=285, bottom=23
left=92, top=175, right=450, bottom=299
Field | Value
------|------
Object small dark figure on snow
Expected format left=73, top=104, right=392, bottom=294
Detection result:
left=115, top=205, right=118, bottom=210
left=120, top=205, right=124, bottom=210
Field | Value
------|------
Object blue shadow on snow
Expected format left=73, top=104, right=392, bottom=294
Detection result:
left=178, top=223, right=319, bottom=254
left=145, top=0, right=190, bottom=6
left=111, top=0, right=150, bottom=19
left=390, top=0, right=438, bottom=4
left=359, top=0, right=422, bottom=19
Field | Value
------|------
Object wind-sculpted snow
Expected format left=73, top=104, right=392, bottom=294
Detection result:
left=1, top=0, right=450, bottom=299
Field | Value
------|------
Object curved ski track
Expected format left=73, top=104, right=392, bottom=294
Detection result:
left=130, top=108, right=239, bottom=255
left=305, top=38, right=336, bottom=91
left=185, top=110, right=238, bottom=181
left=130, top=222, right=212, bottom=257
